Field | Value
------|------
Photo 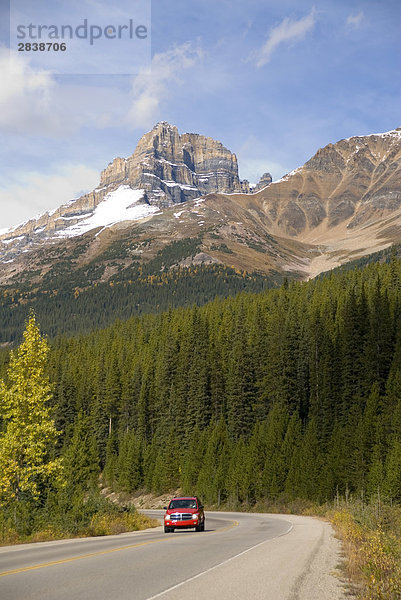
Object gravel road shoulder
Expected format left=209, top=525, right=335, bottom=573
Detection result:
left=285, top=514, right=350, bottom=600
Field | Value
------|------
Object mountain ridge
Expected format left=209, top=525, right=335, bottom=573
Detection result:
left=0, top=122, right=263, bottom=247
left=1, top=124, right=400, bottom=286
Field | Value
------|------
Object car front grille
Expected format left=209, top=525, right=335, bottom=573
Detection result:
left=170, top=513, right=193, bottom=521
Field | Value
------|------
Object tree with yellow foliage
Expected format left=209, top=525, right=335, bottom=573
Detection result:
left=0, top=312, right=64, bottom=507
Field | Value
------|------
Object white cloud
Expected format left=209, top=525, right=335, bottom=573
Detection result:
left=0, top=47, right=60, bottom=134
left=0, top=165, right=100, bottom=230
left=127, top=42, right=202, bottom=129
left=253, top=8, right=317, bottom=68
left=346, top=12, right=364, bottom=28
left=0, top=47, right=127, bottom=136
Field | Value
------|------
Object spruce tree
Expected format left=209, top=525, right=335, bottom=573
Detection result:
left=226, top=307, right=255, bottom=438
left=288, top=418, right=322, bottom=501
left=197, top=420, right=231, bottom=504
left=63, top=412, right=99, bottom=492
left=352, top=383, right=380, bottom=492
left=261, top=403, right=290, bottom=498
left=181, top=427, right=206, bottom=494
left=383, top=440, right=401, bottom=501
left=103, top=433, right=118, bottom=488
left=367, top=445, right=385, bottom=498
left=117, top=431, right=143, bottom=493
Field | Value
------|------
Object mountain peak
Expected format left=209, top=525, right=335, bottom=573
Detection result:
left=100, top=122, right=251, bottom=200
left=2, top=125, right=400, bottom=283
left=0, top=123, right=252, bottom=256
left=344, top=127, right=401, bottom=141
left=152, top=120, right=176, bottom=129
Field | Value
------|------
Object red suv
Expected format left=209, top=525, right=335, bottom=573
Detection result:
left=163, top=497, right=205, bottom=533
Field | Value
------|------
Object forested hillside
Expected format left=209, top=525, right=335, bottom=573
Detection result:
left=2, top=253, right=400, bottom=508
left=0, top=237, right=284, bottom=342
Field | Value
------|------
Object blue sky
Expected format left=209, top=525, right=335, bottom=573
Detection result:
left=1, top=0, right=400, bottom=228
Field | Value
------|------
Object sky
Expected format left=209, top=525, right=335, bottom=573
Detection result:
left=0, top=0, right=400, bottom=229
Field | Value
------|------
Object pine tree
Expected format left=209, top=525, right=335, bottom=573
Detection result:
left=367, top=444, right=385, bottom=498
left=63, top=412, right=99, bottom=492
left=103, top=433, right=118, bottom=488
left=352, top=383, right=380, bottom=493
left=185, top=307, right=211, bottom=431
left=227, top=437, right=253, bottom=504
left=260, top=403, right=290, bottom=499
left=383, top=440, right=401, bottom=501
left=287, top=418, right=322, bottom=501
left=151, top=428, right=180, bottom=494
left=104, top=354, right=122, bottom=435
left=280, top=412, right=302, bottom=496
left=367, top=278, right=393, bottom=392
left=90, top=354, right=109, bottom=467
left=197, top=420, right=231, bottom=504
left=0, top=313, right=64, bottom=506
left=226, top=306, right=255, bottom=438
left=340, top=285, right=370, bottom=411
left=181, top=427, right=206, bottom=494
left=117, top=431, right=143, bottom=493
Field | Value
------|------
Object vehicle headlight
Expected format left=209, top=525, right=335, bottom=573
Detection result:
left=193, top=513, right=199, bottom=520
left=165, top=514, right=170, bottom=520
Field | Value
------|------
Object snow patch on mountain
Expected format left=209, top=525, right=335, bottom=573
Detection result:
left=271, top=167, right=303, bottom=185
left=1, top=235, right=26, bottom=245
left=54, top=186, right=160, bottom=239
left=345, top=128, right=401, bottom=142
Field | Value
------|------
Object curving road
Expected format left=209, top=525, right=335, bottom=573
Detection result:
left=0, top=511, right=346, bottom=600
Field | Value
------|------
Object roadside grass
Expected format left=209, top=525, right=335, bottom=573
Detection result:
left=328, top=501, right=401, bottom=600
left=88, top=511, right=157, bottom=536
left=0, top=498, right=158, bottom=546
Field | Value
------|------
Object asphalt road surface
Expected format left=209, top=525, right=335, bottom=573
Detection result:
left=0, top=511, right=346, bottom=600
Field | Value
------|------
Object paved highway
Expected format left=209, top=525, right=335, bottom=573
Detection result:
left=0, top=510, right=346, bottom=600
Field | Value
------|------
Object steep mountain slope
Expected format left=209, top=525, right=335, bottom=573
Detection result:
left=1, top=125, right=400, bottom=293
left=0, top=122, right=254, bottom=256
left=176, top=127, right=401, bottom=278
left=221, top=128, right=401, bottom=275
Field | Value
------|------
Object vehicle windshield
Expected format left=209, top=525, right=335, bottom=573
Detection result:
left=168, top=499, right=197, bottom=509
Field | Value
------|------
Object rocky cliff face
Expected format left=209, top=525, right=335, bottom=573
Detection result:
left=1, top=126, right=401, bottom=283
left=255, top=172, right=273, bottom=191
left=99, top=121, right=249, bottom=204
left=0, top=122, right=254, bottom=258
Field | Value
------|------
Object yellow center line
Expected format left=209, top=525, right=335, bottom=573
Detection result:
left=0, top=520, right=239, bottom=578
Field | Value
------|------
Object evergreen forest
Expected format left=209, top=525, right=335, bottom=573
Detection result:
left=0, top=236, right=286, bottom=342
left=2, top=252, right=401, bottom=509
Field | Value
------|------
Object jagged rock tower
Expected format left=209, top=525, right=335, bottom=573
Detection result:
left=100, top=121, right=251, bottom=206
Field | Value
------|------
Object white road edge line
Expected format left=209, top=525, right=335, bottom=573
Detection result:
left=144, top=522, right=294, bottom=600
